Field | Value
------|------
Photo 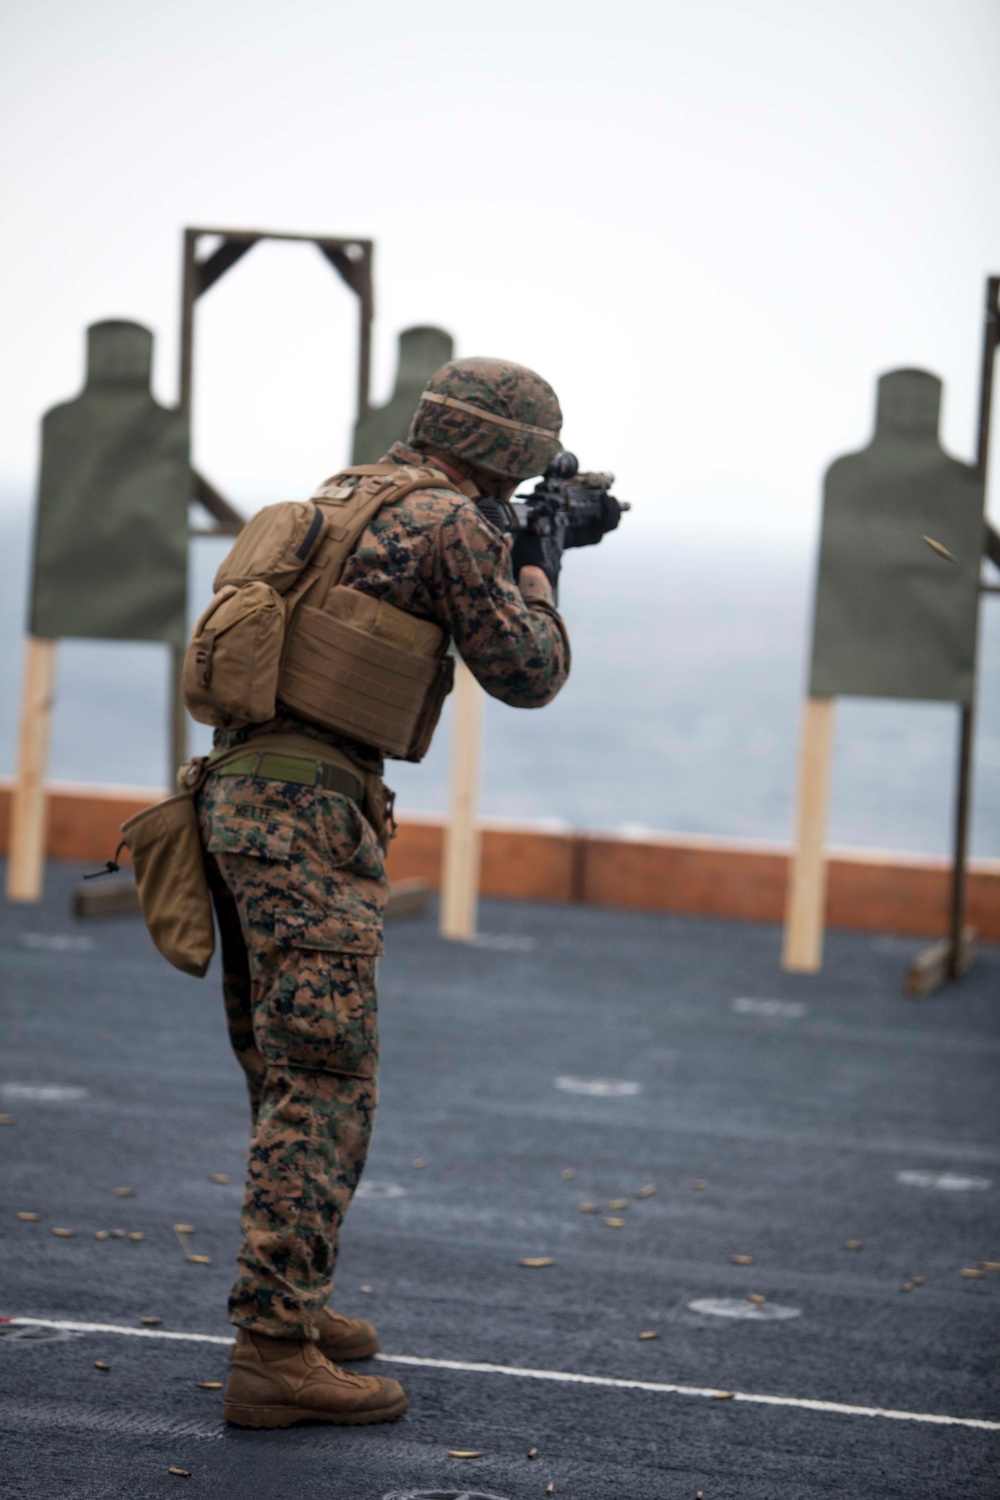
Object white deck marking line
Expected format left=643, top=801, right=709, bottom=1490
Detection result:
left=378, top=1355, right=1000, bottom=1430
left=10, top=1319, right=232, bottom=1346
left=10, top=1319, right=1000, bottom=1432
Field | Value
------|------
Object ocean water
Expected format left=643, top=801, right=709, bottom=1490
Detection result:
left=0, top=500, right=997, bottom=858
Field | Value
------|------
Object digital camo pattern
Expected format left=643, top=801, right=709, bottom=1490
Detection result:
left=198, top=772, right=385, bottom=1336
left=212, top=443, right=570, bottom=768
left=408, top=356, right=563, bottom=480
left=198, top=419, right=571, bottom=1337
left=230, top=1062, right=375, bottom=1337
left=339, top=442, right=571, bottom=708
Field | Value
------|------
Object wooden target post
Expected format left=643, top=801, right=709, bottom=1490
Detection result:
left=439, top=657, right=484, bottom=941
left=782, top=696, right=835, bottom=971
left=7, top=639, right=58, bottom=902
left=783, top=278, right=999, bottom=984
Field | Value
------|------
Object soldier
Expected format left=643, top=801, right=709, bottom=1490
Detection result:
left=195, top=358, right=571, bottom=1428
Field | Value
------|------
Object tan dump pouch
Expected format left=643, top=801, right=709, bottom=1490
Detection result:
left=183, top=581, right=285, bottom=728
left=279, top=585, right=454, bottom=761
left=120, top=793, right=215, bottom=978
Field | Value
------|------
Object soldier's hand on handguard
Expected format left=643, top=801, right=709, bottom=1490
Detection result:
left=512, top=528, right=563, bottom=591
left=567, top=487, right=625, bottom=549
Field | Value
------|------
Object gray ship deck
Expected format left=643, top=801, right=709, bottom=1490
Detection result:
left=2, top=861, right=999, bottom=1499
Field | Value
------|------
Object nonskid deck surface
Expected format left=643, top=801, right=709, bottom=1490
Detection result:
left=2, top=861, right=999, bottom=1499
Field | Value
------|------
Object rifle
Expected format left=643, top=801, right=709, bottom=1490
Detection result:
left=476, top=452, right=629, bottom=595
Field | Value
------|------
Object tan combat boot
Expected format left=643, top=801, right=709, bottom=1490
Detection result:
left=223, top=1329, right=407, bottom=1428
left=315, top=1305, right=380, bottom=1361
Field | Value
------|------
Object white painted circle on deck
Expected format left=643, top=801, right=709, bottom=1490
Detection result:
left=21, top=934, right=95, bottom=954
left=896, top=1170, right=991, bottom=1192
left=689, top=1298, right=802, bottom=1321
left=1, top=1083, right=89, bottom=1102
left=732, top=997, right=807, bottom=1018
left=554, top=1077, right=643, bottom=1097
left=355, top=1181, right=408, bottom=1199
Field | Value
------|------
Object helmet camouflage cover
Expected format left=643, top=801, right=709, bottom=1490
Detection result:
left=408, top=357, right=563, bottom=481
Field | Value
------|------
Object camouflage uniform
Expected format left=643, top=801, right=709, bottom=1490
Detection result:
left=197, top=779, right=384, bottom=1335
left=199, top=359, right=569, bottom=1339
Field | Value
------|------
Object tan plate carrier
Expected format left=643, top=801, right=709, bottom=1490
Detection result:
left=183, top=464, right=460, bottom=762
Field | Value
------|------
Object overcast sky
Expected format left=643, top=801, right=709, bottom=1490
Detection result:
left=2, top=0, right=998, bottom=545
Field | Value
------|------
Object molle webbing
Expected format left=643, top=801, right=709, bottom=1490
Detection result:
left=279, top=593, right=451, bottom=760
left=276, top=466, right=457, bottom=762
left=305, top=465, right=449, bottom=580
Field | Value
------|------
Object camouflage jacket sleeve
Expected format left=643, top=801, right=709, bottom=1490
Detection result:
left=431, top=501, right=570, bottom=708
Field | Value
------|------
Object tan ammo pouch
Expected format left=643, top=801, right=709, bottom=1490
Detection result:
left=183, top=499, right=326, bottom=728
left=182, top=465, right=459, bottom=760
left=120, top=791, right=215, bottom=979
left=183, top=581, right=285, bottom=727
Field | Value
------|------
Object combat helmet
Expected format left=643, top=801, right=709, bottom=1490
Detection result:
left=408, top=357, right=563, bottom=482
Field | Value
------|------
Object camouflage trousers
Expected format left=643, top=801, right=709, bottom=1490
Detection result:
left=197, top=770, right=388, bottom=1339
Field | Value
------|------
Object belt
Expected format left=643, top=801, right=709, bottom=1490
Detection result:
left=211, top=750, right=365, bottom=805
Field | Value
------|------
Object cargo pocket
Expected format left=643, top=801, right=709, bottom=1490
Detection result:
left=314, top=792, right=388, bottom=931
left=266, top=913, right=380, bottom=1076
left=318, top=791, right=385, bottom=880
